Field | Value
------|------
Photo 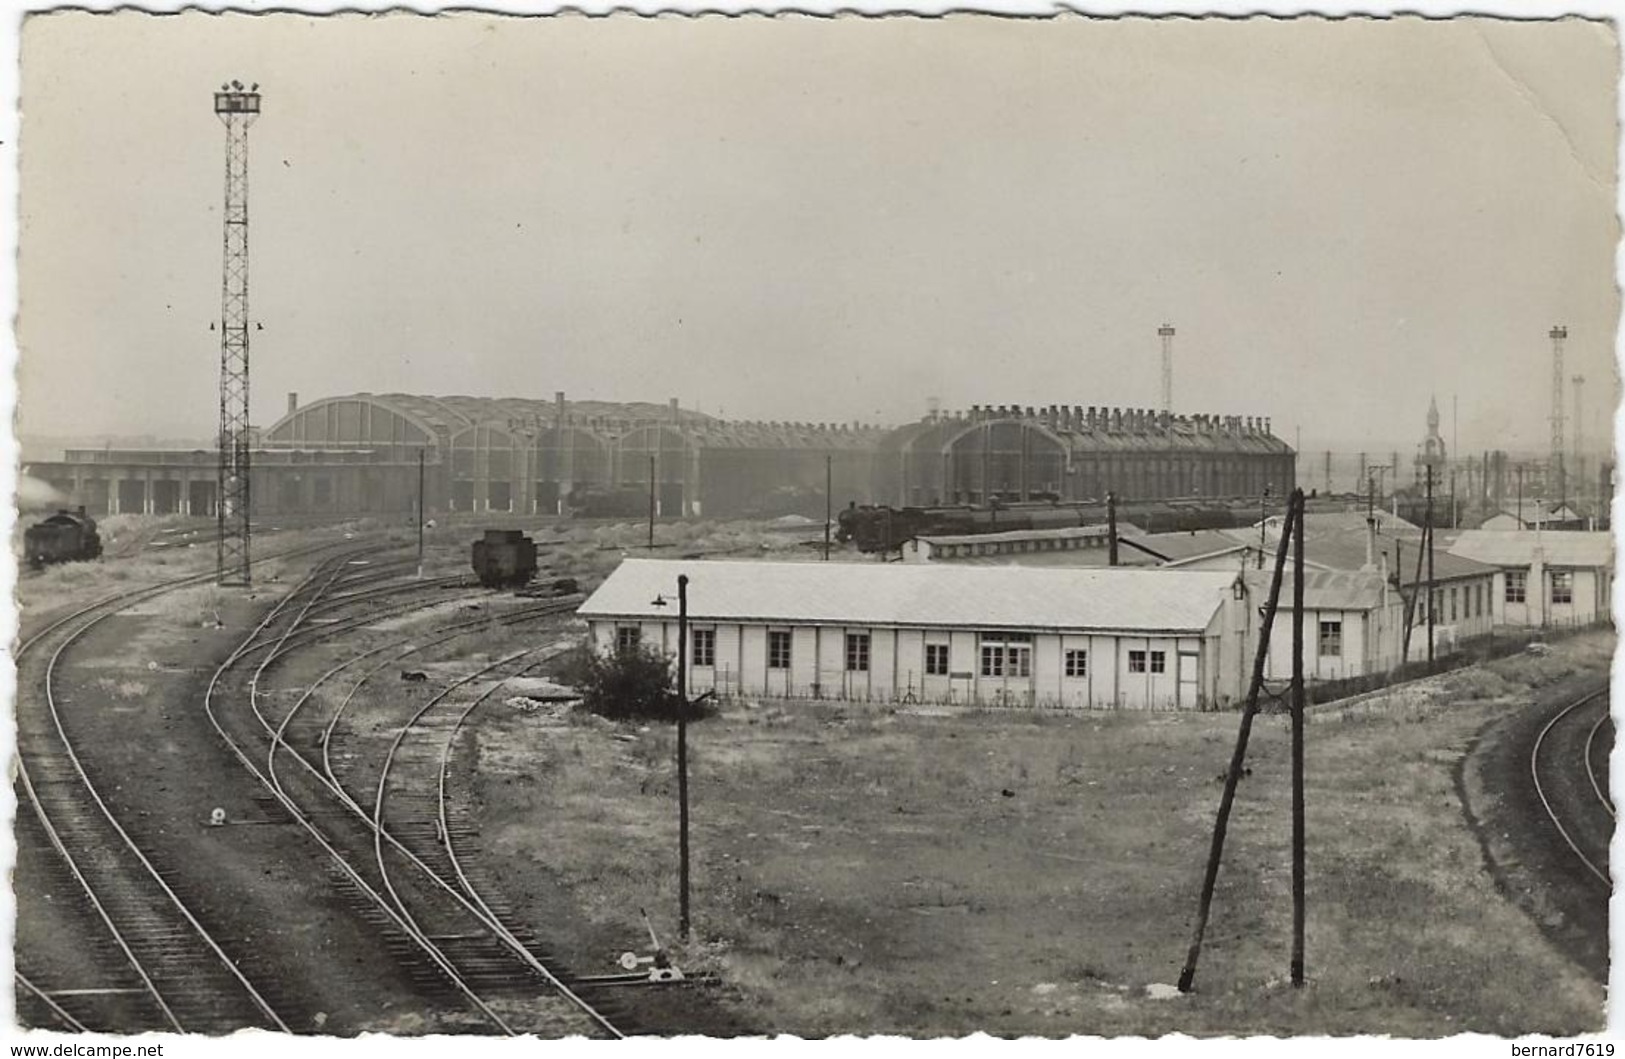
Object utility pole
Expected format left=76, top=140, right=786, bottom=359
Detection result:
left=1572, top=374, right=1586, bottom=507
left=214, top=80, right=261, bottom=588
left=648, top=454, right=656, bottom=551
left=1290, top=487, right=1306, bottom=988
left=1179, top=489, right=1301, bottom=993
left=676, top=573, right=691, bottom=940
left=1107, top=491, right=1119, bottom=567
left=824, top=454, right=832, bottom=561
left=1425, top=467, right=1435, bottom=665
left=1257, top=487, right=1271, bottom=569
left=1550, top=326, right=1568, bottom=511
left=417, top=447, right=425, bottom=579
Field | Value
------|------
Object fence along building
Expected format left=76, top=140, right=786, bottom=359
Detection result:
left=1446, top=531, right=1613, bottom=628
left=578, top=559, right=1250, bottom=710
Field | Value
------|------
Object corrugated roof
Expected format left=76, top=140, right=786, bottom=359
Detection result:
left=916, top=524, right=1119, bottom=547
left=579, top=558, right=1237, bottom=633
left=1125, top=529, right=1252, bottom=563
left=947, top=550, right=1160, bottom=569
left=1477, top=501, right=1582, bottom=527
left=1242, top=568, right=1387, bottom=612
left=1306, top=528, right=1498, bottom=585
left=1448, top=530, right=1613, bottom=569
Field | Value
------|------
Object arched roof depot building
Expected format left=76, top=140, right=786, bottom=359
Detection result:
left=28, top=392, right=885, bottom=519
left=873, top=404, right=1295, bottom=507
left=27, top=394, right=1294, bottom=520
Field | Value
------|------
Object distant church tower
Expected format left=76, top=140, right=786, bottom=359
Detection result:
left=1414, top=395, right=1447, bottom=487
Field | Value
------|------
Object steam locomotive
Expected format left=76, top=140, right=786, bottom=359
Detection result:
left=471, top=529, right=539, bottom=588
left=24, top=507, right=104, bottom=568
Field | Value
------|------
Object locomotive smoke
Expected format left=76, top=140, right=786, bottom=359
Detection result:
left=16, top=474, right=69, bottom=512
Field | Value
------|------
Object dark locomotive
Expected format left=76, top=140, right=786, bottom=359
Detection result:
left=471, top=529, right=539, bottom=588
left=24, top=507, right=103, bottom=568
left=836, top=499, right=1260, bottom=554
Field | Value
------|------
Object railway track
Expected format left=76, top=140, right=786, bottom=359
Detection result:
left=13, top=538, right=372, bottom=1032
left=203, top=550, right=625, bottom=1036
left=1529, top=686, right=1612, bottom=888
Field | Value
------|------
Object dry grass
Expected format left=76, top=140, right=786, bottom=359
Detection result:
left=465, top=633, right=1612, bottom=1038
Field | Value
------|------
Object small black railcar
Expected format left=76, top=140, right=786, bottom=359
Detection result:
left=471, top=529, right=539, bottom=588
left=24, top=507, right=103, bottom=568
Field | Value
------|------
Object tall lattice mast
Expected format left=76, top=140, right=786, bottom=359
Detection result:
left=1158, top=324, right=1175, bottom=415
left=215, top=81, right=260, bottom=586
left=1548, top=325, right=1567, bottom=508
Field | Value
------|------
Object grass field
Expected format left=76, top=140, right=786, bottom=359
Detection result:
left=465, top=631, right=1611, bottom=1037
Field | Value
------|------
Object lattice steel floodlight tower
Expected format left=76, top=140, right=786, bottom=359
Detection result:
left=215, top=82, right=261, bottom=587
left=1549, top=325, right=1568, bottom=510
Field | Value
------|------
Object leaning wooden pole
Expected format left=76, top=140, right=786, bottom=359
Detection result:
left=1177, top=490, right=1301, bottom=993
left=1400, top=530, right=1427, bottom=664
left=1290, top=487, right=1307, bottom=987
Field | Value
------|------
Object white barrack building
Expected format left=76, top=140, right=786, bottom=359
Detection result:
left=578, top=559, right=1251, bottom=710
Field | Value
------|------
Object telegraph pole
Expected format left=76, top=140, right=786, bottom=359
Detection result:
left=1425, top=467, right=1435, bottom=665
left=648, top=454, right=656, bottom=550
left=824, top=454, right=832, bottom=561
left=1290, top=487, right=1306, bottom=988
left=1550, top=326, right=1568, bottom=510
left=1179, top=489, right=1301, bottom=993
left=676, top=573, right=691, bottom=940
left=1257, top=487, right=1271, bottom=569
left=1107, top=492, right=1119, bottom=567
left=417, top=447, right=425, bottom=579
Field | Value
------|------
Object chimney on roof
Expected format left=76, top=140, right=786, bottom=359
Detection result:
left=287, top=391, right=298, bottom=414
left=1364, top=514, right=1378, bottom=571
left=1264, top=416, right=1272, bottom=436
left=669, top=397, right=680, bottom=421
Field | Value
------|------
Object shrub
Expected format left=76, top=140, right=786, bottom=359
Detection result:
left=570, top=642, right=713, bottom=723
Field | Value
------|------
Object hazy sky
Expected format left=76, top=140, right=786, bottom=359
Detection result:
left=16, top=13, right=1619, bottom=456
